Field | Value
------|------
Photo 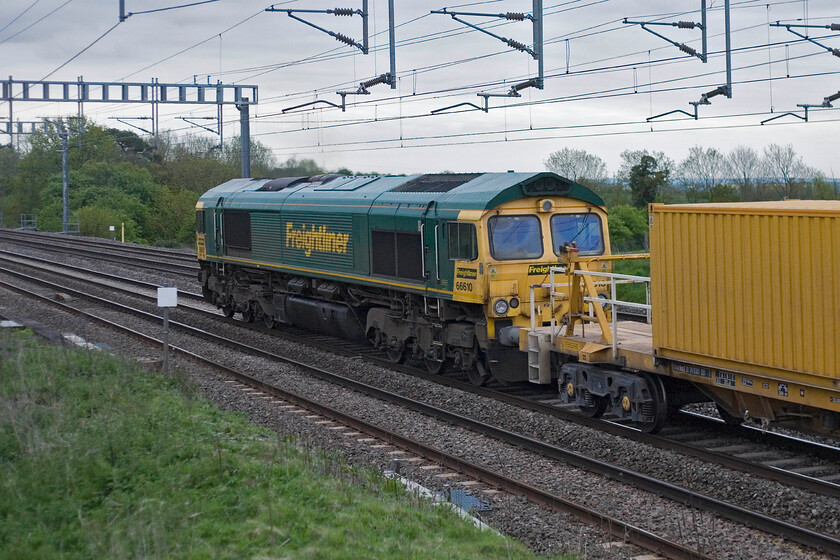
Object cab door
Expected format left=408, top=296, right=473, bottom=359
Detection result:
left=213, top=197, right=225, bottom=255
left=421, top=202, right=443, bottom=293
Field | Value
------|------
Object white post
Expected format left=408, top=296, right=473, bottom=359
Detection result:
left=611, top=277, right=618, bottom=359
left=157, top=287, right=178, bottom=374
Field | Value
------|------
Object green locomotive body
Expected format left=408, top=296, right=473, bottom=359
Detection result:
left=196, top=172, right=609, bottom=384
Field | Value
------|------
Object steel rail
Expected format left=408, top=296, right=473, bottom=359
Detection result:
left=0, top=275, right=711, bottom=560
left=0, top=234, right=197, bottom=276
left=4, top=252, right=840, bottom=500
left=1, top=266, right=838, bottom=557
left=0, top=229, right=196, bottom=263
left=0, top=251, right=204, bottom=300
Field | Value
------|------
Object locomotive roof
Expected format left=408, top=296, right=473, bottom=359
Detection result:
left=197, top=172, right=605, bottom=211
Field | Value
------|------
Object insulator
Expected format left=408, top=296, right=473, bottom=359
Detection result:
left=506, top=12, right=525, bottom=21
left=511, top=79, right=536, bottom=92
left=679, top=43, right=697, bottom=56
left=830, top=23, right=840, bottom=31
left=333, top=8, right=354, bottom=16
left=334, top=33, right=355, bottom=46
left=827, top=91, right=840, bottom=103
left=507, top=39, right=527, bottom=51
left=705, top=86, right=725, bottom=99
left=361, top=74, right=387, bottom=89
left=833, top=48, right=840, bottom=58
left=677, top=21, right=696, bottom=29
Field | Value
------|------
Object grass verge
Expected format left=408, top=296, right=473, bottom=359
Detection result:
left=0, top=329, right=573, bottom=559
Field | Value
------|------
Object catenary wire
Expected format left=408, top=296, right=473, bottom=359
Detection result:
left=0, top=0, right=42, bottom=36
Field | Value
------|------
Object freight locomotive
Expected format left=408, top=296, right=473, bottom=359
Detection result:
left=195, top=172, right=610, bottom=386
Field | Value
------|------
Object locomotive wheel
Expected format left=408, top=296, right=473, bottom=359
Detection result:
left=386, top=343, right=406, bottom=364
left=424, top=358, right=446, bottom=375
left=262, top=313, right=276, bottom=329
left=467, top=356, right=490, bottom=386
left=221, top=303, right=235, bottom=318
left=241, top=303, right=256, bottom=323
left=579, top=395, right=608, bottom=418
left=637, top=373, right=668, bottom=434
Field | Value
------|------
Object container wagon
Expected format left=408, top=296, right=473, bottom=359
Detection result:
left=526, top=200, right=840, bottom=435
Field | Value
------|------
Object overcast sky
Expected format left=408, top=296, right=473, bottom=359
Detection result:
left=2, top=0, right=839, bottom=176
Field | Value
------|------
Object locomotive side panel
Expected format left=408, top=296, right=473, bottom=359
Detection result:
left=276, top=211, right=355, bottom=272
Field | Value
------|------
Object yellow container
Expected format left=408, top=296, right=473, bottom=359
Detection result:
left=650, top=201, right=840, bottom=380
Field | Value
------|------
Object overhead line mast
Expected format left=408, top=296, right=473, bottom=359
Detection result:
left=431, top=0, right=544, bottom=109
left=270, top=1, right=398, bottom=114
left=764, top=21, right=840, bottom=124
left=627, top=0, right=733, bottom=122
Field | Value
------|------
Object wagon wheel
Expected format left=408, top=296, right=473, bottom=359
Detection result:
left=579, top=394, right=608, bottom=418
left=221, top=302, right=235, bottom=318
left=636, top=373, right=669, bottom=434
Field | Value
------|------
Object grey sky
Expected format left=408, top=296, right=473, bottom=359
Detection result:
left=1, top=0, right=838, bottom=176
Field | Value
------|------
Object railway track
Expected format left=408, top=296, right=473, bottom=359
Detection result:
left=3, top=249, right=839, bottom=500
left=1, top=258, right=839, bottom=558
left=0, top=230, right=198, bottom=277
left=0, top=228, right=197, bottom=262
left=0, top=269, right=714, bottom=560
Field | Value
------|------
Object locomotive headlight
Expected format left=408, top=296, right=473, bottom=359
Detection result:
left=509, top=297, right=520, bottom=309
left=493, top=298, right=510, bottom=316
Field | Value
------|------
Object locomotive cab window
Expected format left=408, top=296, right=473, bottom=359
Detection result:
left=196, top=211, right=206, bottom=234
left=447, top=222, right=478, bottom=261
left=551, top=213, right=604, bottom=255
left=488, top=215, right=543, bottom=261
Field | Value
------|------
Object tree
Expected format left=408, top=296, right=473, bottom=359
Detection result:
left=762, top=144, right=814, bottom=199
left=594, top=183, right=632, bottom=208
left=679, top=146, right=727, bottom=202
left=544, top=148, right=608, bottom=182
left=726, top=146, right=762, bottom=201
left=709, top=183, right=740, bottom=202
left=812, top=173, right=837, bottom=200
left=223, top=136, right=277, bottom=176
left=103, top=127, right=160, bottom=164
left=0, top=146, right=20, bottom=220
left=617, top=149, right=674, bottom=183
left=608, top=205, right=648, bottom=251
left=629, top=155, right=670, bottom=209
left=273, top=157, right=325, bottom=177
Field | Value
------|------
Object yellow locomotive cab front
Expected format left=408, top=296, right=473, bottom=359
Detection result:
left=449, top=195, right=612, bottom=382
